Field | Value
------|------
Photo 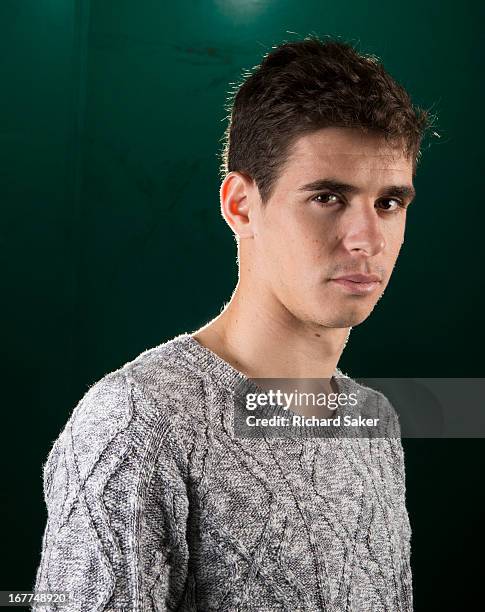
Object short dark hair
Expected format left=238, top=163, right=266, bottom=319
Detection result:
left=220, top=35, right=436, bottom=205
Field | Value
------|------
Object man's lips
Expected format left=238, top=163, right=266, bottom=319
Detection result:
left=331, top=273, right=382, bottom=283
left=329, top=274, right=382, bottom=295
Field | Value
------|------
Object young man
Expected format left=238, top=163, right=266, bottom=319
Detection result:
left=33, top=36, right=431, bottom=611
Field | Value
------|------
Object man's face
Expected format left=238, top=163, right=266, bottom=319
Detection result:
left=245, top=127, right=416, bottom=329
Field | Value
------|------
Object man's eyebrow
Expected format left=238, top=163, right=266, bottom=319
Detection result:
left=297, top=178, right=416, bottom=200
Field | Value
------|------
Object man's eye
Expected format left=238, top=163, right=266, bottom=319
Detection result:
left=312, top=193, right=341, bottom=206
left=377, top=198, right=405, bottom=212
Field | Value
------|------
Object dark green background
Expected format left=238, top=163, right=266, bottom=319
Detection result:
left=2, top=1, right=483, bottom=609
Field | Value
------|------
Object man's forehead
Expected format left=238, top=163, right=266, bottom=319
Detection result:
left=289, top=127, right=411, bottom=168
left=286, top=142, right=412, bottom=182
left=286, top=152, right=413, bottom=181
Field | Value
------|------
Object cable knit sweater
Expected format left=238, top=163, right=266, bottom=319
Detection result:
left=32, top=332, right=413, bottom=611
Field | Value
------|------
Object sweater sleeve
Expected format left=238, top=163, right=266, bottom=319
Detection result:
left=31, top=371, right=192, bottom=612
left=379, top=392, right=414, bottom=609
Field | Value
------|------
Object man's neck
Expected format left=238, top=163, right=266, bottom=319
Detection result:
left=192, top=287, right=350, bottom=382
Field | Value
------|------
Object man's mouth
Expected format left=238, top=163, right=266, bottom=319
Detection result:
left=329, top=274, right=382, bottom=295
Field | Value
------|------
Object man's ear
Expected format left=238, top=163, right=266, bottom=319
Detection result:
left=219, top=172, right=256, bottom=239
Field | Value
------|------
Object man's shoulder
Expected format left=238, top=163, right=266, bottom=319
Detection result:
left=336, top=369, right=401, bottom=435
left=79, top=332, right=208, bottom=428
left=43, top=334, right=207, bottom=493
left=118, top=332, right=208, bottom=408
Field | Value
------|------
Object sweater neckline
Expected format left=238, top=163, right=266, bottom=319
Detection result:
left=171, top=332, right=356, bottom=441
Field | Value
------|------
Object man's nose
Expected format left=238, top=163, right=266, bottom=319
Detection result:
left=340, top=206, right=386, bottom=256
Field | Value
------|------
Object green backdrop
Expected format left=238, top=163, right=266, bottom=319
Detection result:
left=2, top=1, right=483, bottom=609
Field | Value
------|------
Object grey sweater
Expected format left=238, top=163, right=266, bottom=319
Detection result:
left=32, top=333, right=413, bottom=611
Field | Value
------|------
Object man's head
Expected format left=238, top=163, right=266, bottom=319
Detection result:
left=219, top=36, right=434, bottom=331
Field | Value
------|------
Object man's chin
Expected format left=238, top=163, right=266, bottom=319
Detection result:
left=316, top=306, right=375, bottom=328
